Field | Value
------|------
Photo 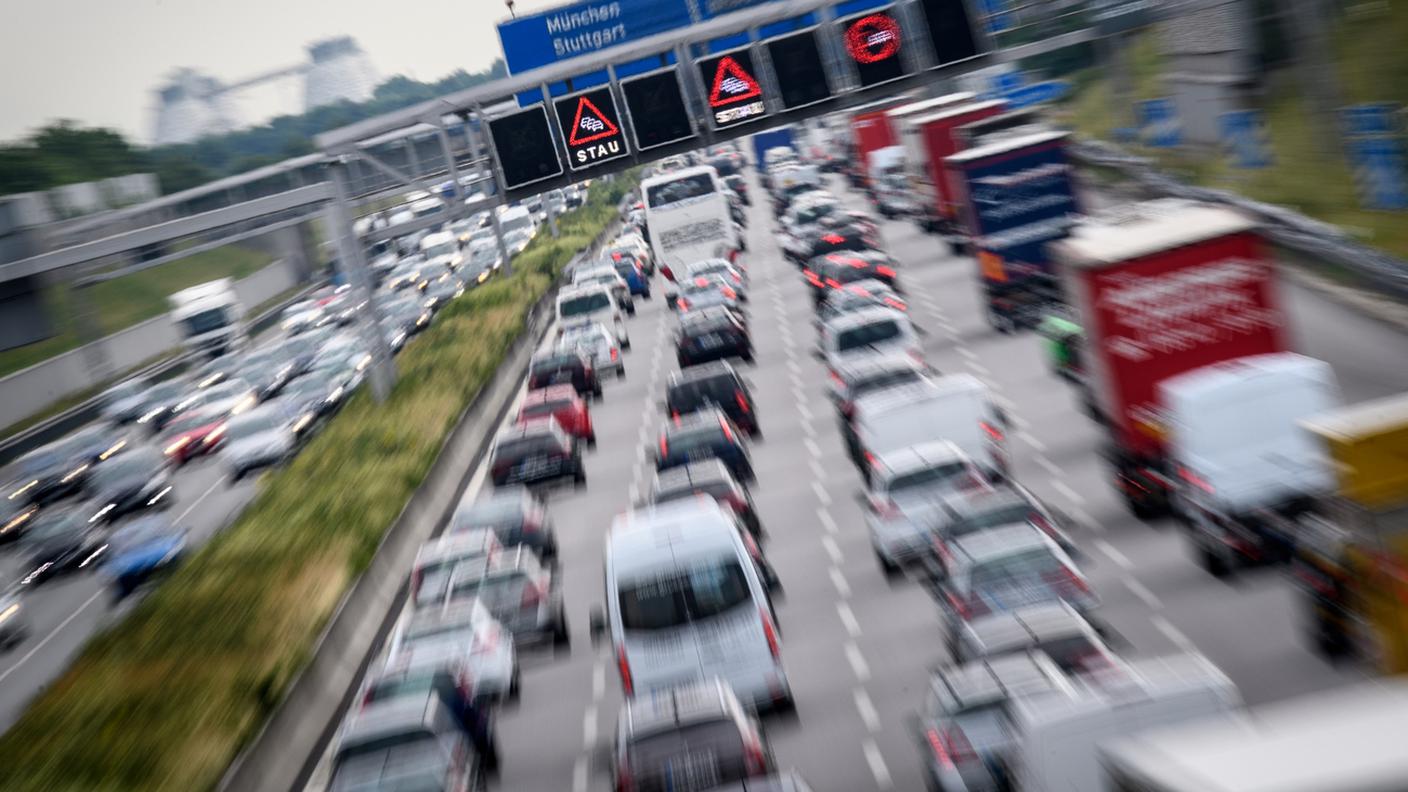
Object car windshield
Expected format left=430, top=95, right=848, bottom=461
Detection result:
left=647, top=173, right=715, bottom=207
left=669, top=377, right=736, bottom=411
left=332, top=735, right=447, bottom=792
left=450, top=569, right=529, bottom=613
left=88, top=450, right=158, bottom=488
left=665, top=425, right=724, bottom=456
left=851, top=369, right=923, bottom=399
left=364, top=672, right=440, bottom=706
left=560, top=292, right=611, bottom=317
left=835, top=320, right=902, bottom=352
left=496, top=435, right=562, bottom=459
left=888, top=462, right=971, bottom=496
left=523, top=400, right=571, bottom=418
left=970, top=549, right=1066, bottom=591
left=531, top=355, right=580, bottom=375
left=619, top=560, right=750, bottom=631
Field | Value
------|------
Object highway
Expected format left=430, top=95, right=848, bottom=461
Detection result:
left=304, top=165, right=1408, bottom=791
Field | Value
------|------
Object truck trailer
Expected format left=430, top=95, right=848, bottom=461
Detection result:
left=168, top=278, right=247, bottom=359
left=900, top=99, right=1006, bottom=245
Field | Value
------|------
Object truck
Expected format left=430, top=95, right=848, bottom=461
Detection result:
left=945, top=129, right=1082, bottom=333
left=1102, top=680, right=1408, bottom=792
left=1290, top=390, right=1408, bottom=670
left=168, top=278, right=246, bottom=359
left=750, top=127, right=796, bottom=174
left=900, top=99, right=1007, bottom=245
left=847, top=100, right=906, bottom=189
left=954, top=106, right=1046, bottom=148
left=1050, top=199, right=1288, bottom=518
left=1160, top=353, right=1340, bottom=577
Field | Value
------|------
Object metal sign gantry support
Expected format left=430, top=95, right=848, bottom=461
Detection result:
left=327, top=157, right=396, bottom=402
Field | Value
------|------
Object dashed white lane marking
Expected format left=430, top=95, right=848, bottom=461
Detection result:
left=1095, top=539, right=1134, bottom=571
left=1036, top=455, right=1063, bottom=478
left=854, top=688, right=881, bottom=732
left=1052, top=479, right=1085, bottom=506
left=804, top=437, right=822, bottom=458
left=627, top=482, right=639, bottom=504
left=801, top=420, right=817, bottom=439
left=808, top=457, right=827, bottom=482
left=957, top=347, right=978, bottom=361
left=818, top=508, right=839, bottom=534
left=863, top=740, right=894, bottom=789
left=798, top=400, right=813, bottom=422
left=1124, top=576, right=1163, bottom=610
left=983, top=377, right=1004, bottom=393
left=572, top=756, right=589, bottom=792
left=822, top=534, right=843, bottom=564
left=812, top=480, right=832, bottom=505
left=593, top=659, right=606, bottom=699
left=830, top=566, right=852, bottom=598
left=582, top=705, right=597, bottom=748
left=1018, top=430, right=1046, bottom=453
left=965, top=360, right=991, bottom=376
left=1067, top=505, right=1097, bottom=531
left=837, top=601, right=862, bottom=637
left=787, top=359, right=802, bottom=375
left=845, top=642, right=872, bottom=682
left=1153, top=616, right=1197, bottom=652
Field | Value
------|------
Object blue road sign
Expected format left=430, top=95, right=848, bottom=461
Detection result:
left=1343, top=103, right=1399, bottom=137
left=976, top=0, right=1014, bottom=34
left=1138, top=98, right=1181, bottom=148
left=1218, top=110, right=1272, bottom=169
left=991, top=69, right=1024, bottom=97
left=1003, top=80, right=1072, bottom=110
left=1349, top=135, right=1408, bottom=211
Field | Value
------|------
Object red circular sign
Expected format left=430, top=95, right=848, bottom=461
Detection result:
left=845, top=13, right=902, bottom=64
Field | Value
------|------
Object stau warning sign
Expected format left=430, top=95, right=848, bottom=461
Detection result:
left=697, top=50, right=767, bottom=128
left=553, top=86, right=630, bottom=170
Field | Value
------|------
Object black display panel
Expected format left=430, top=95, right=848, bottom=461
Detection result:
left=766, top=30, right=831, bottom=110
left=487, top=106, right=562, bottom=190
left=920, top=0, right=981, bottom=66
left=842, top=10, right=908, bottom=88
left=553, top=86, right=630, bottom=171
left=697, top=49, right=768, bottom=128
left=621, top=70, right=695, bottom=151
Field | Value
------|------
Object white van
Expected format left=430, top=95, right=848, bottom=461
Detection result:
left=499, top=206, right=537, bottom=255
left=641, top=165, right=740, bottom=273
left=817, top=306, right=922, bottom=372
left=418, top=230, right=459, bottom=273
left=851, top=375, right=1010, bottom=478
left=556, top=285, right=629, bottom=348
left=590, top=499, right=793, bottom=712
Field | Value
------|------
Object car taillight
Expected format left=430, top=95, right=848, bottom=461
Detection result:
left=803, top=269, right=820, bottom=285
left=760, top=609, right=781, bottom=658
left=610, top=347, right=619, bottom=361
left=825, top=278, right=842, bottom=289
left=944, top=589, right=972, bottom=619
left=980, top=421, right=1004, bottom=441
left=863, top=450, right=878, bottom=468
left=719, top=416, right=736, bottom=444
left=925, top=728, right=954, bottom=768
left=617, top=645, right=634, bottom=696
left=473, top=626, right=501, bottom=655
left=884, top=297, right=907, bottom=311
left=876, top=265, right=896, bottom=278
left=1179, top=466, right=1214, bottom=494
left=828, top=370, right=845, bottom=389
left=928, top=727, right=976, bottom=766
left=677, top=299, right=690, bottom=311
left=734, top=390, right=750, bottom=414
left=521, top=581, right=545, bottom=607
left=743, top=735, right=768, bottom=774
left=659, top=436, right=669, bottom=457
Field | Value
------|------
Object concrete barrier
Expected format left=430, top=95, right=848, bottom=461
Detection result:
left=0, top=257, right=304, bottom=433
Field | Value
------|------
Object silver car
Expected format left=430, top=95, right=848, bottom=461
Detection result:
left=388, top=598, right=519, bottom=701
left=0, top=587, right=30, bottom=650
left=559, top=322, right=625, bottom=378
left=220, top=403, right=299, bottom=480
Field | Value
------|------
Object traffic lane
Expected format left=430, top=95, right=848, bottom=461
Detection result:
left=864, top=202, right=1375, bottom=704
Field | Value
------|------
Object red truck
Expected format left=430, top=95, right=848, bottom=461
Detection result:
left=900, top=99, right=1006, bottom=247
left=847, top=100, right=905, bottom=190
left=1052, top=200, right=1288, bottom=517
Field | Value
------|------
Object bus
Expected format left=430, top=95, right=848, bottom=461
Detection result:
left=640, top=165, right=739, bottom=277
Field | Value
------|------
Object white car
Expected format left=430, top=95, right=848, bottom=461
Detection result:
left=817, top=306, right=922, bottom=373
left=556, top=285, right=629, bottom=349
left=573, top=267, right=635, bottom=314
left=385, top=598, right=519, bottom=701
left=560, top=322, right=625, bottom=378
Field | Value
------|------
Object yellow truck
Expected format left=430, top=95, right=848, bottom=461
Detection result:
left=1292, top=391, right=1408, bottom=671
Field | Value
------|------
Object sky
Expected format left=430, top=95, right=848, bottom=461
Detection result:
left=0, top=0, right=563, bottom=144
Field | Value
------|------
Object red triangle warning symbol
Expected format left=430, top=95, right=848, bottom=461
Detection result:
left=568, top=96, right=620, bottom=146
left=708, top=56, right=763, bottom=108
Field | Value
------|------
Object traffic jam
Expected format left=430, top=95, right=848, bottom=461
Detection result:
left=317, top=94, right=1408, bottom=792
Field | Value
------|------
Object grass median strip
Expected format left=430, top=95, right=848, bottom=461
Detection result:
left=0, top=176, right=634, bottom=791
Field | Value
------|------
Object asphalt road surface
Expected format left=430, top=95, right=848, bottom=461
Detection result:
left=307, top=167, right=1408, bottom=791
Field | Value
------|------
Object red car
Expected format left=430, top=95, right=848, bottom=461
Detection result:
left=160, top=408, right=227, bottom=465
left=516, top=385, right=595, bottom=446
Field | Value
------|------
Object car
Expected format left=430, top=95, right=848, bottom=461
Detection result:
left=446, top=547, right=568, bottom=647
left=863, top=441, right=988, bottom=575
left=935, top=524, right=1097, bottom=651
left=0, top=496, right=38, bottom=543
left=911, top=652, right=1076, bottom=792
left=610, top=256, right=651, bottom=298
left=84, top=446, right=173, bottom=524
left=665, top=363, right=760, bottom=437
left=280, top=367, right=351, bottom=436
left=387, top=598, right=519, bottom=702
left=930, top=483, right=1078, bottom=558
left=131, top=379, right=192, bottom=431
left=558, top=284, right=631, bottom=344
left=592, top=500, right=791, bottom=711
left=4, top=424, right=129, bottom=506
left=410, top=531, right=504, bottom=608
left=159, top=407, right=228, bottom=465
left=329, top=689, right=489, bottom=792
left=99, top=378, right=150, bottom=424
left=814, top=279, right=908, bottom=329
left=220, top=402, right=301, bottom=480
left=613, top=679, right=776, bottom=792
left=723, top=174, right=750, bottom=205
left=849, top=376, right=1010, bottom=482
left=355, top=660, right=500, bottom=771
left=656, top=409, right=755, bottom=483
left=804, top=250, right=899, bottom=306
left=20, top=506, right=110, bottom=585
left=450, top=483, right=557, bottom=558
left=104, top=514, right=187, bottom=598
left=489, top=421, right=586, bottom=489
left=560, top=321, right=625, bottom=379
left=675, top=276, right=743, bottom=315
left=422, top=271, right=466, bottom=311
left=683, top=258, right=748, bottom=291
left=677, top=310, right=752, bottom=368
left=516, top=384, right=595, bottom=445
left=797, top=225, right=875, bottom=265
left=527, top=348, right=602, bottom=399
left=575, top=267, right=637, bottom=313
left=0, top=587, right=30, bottom=650
left=165, top=378, right=256, bottom=427
left=828, top=355, right=932, bottom=421
left=650, top=460, right=763, bottom=538
left=952, top=601, right=1119, bottom=674
left=607, top=242, right=654, bottom=277
left=817, top=307, right=922, bottom=372
left=238, top=348, right=299, bottom=403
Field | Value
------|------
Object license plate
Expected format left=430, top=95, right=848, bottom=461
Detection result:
left=517, top=457, right=552, bottom=478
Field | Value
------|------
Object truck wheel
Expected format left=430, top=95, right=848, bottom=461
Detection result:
left=1199, top=542, right=1235, bottom=578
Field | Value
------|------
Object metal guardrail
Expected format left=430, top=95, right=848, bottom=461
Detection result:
left=0, top=279, right=326, bottom=466
left=1071, top=140, right=1408, bottom=301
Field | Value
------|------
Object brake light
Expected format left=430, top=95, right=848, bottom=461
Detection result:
left=659, top=436, right=668, bottom=457
left=1179, top=466, right=1214, bottom=494
left=825, top=278, right=842, bottom=289
left=876, top=265, right=896, bottom=278
left=908, top=348, right=924, bottom=364
left=944, top=589, right=972, bottom=619
left=884, top=297, right=907, bottom=311
left=521, top=582, right=544, bottom=607
left=864, top=451, right=878, bottom=468
left=694, top=276, right=709, bottom=287
left=734, top=390, right=750, bottom=414
left=719, top=416, right=736, bottom=444
left=822, top=233, right=844, bottom=244
left=925, top=729, right=954, bottom=769
left=760, top=609, right=781, bottom=658
left=610, top=347, right=619, bottom=361
left=980, top=421, right=1004, bottom=441
left=851, top=286, right=871, bottom=297
left=722, top=287, right=737, bottom=300
left=828, top=370, right=845, bottom=389
left=617, top=645, right=634, bottom=696
left=677, top=299, right=690, bottom=311
left=874, top=498, right=901, bottom=519
left=1028, top=512, right=1055, bottom=538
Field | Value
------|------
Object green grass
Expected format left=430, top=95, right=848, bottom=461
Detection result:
left=1058, top=3, right=1408, bottom=266
left=0, top=175, right=636, bottom=792
left=0, top=244, right=273, bottom=379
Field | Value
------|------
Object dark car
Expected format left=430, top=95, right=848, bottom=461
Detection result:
left=130, top=379, right=192, bottom=431
left=650, top=460, right=762, bottom=538
left=105, top=514, right=187, bottom=598
left=656, top=409, right=754, bottom=483
left=801, top=226, right=877, bottom=264
left=449, top=486, right=558, bottom=561
left=702, top=772, right=815, bottom=792
left=489, top=422, right=586, bottom=488
left=84, top=446, right=173, bottom=524
left=665, top=363, right=760, bottom=437
left=527, top=349, right=602, bottom=400
left=0, top=496, right=38, bottom=544
left=814, top=279, right=908, bottom=330
left=20, top=507, right=109, bottom=584
left=804, top=250, right=899, bottom=306
left=4, top=424, right=130, bottom=507
left=678, top=311, right=753, bottom=368
left=723, top=174, right=750, bottom=206
left=614, top=679, right=775, bottom=792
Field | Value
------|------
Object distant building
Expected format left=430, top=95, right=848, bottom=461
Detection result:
left=305, top=36, right=378, bottom=110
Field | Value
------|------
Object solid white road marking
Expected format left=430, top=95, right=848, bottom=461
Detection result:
left=863, top=740, right=894, bottom=789
left=837, top=601, right=862, bottom=637
left=1052, top=479, right=1086, bottom=506
left=808, top=457, right=826, bottom=482
left=1018, top=430, right=1047, bottom=453
left=846, top=642, right=872, bottom=682
left=1096, top=539, right=1134, bottom=571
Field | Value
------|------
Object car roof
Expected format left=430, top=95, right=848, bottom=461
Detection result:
left=855, top=374, right=985, bottom=415
left=950, top=523, right=1057, bottom=565
left=523, top=384, right=578, bottom=403
left=961, top=601, right=1097, bottom=653
left=874, top=440, right=968, bottom=476
left=495, top=421, right=566, bottom=442
left=944, top=484, right=1034, bottom=518
left=623, top=678, right=736, bottom=737
left=932, top=651, right=1073, bottom=712
left=338, top=690, right=448, bottom=750
left=609, top=499, right=743, bottom=570
left=833, top=354, right=925, bottom=381
left=653, top=459, right=734, bottom=492
left=823, top=305, right=908, bottom=332
left=668, top=361, right=740, bottom=386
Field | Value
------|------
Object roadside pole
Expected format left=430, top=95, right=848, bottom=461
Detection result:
left=327, top=157, right=395, bottom=402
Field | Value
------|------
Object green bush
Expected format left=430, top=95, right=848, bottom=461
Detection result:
left=0, top=173, right=635, bottom=792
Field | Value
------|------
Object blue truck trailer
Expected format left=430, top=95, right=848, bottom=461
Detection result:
left=751, top=127, right=796, bottom=173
